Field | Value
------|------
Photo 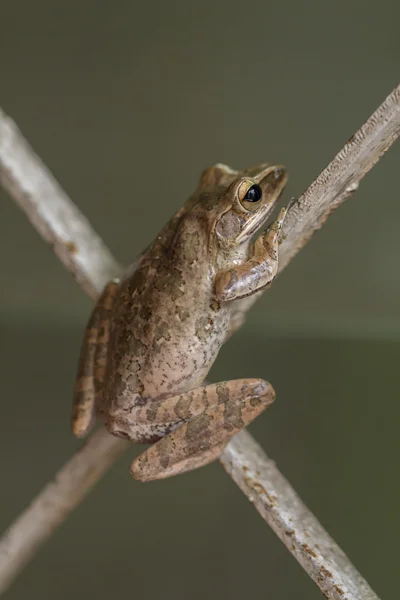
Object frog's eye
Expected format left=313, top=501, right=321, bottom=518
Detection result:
left=239, top=183, right=263, bottom=211
left=244, top=184, right=262, bottom=202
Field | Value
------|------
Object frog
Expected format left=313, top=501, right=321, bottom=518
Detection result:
left=72, top=163, right=289, bottom=482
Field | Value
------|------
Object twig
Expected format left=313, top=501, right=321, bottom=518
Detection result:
left=1, top=82, right=399, bottom=598
left=0, top=108, right=121, bottom=298
left=279, top=82, right=400, bottom=269
left=0, top=430, right=128, bottom=594
left=221, top=431, right=378, bottom=600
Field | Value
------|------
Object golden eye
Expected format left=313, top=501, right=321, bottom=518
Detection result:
left=238, top=181, right=264, bottom=211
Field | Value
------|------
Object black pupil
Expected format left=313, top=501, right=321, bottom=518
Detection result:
left=244, top=184, right=262, bottom=202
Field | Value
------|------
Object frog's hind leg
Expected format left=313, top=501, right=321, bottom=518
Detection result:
left=130, top=378, right=275, bottom=482
left=72, top=280, right=119, bottom=438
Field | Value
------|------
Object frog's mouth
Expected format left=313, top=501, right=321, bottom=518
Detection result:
left=237, top=199, right=283, bottom=243
left=245, top=214, right=272, bottom=240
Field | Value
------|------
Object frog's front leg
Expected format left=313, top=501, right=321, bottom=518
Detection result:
left=215, top=205, right=288, bottom=302
left=72, top=279, right=119, bottom=437
left=130, top=378, right=275, bottom=482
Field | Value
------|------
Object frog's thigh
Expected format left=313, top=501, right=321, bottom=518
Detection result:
left=131, top=378, right=275, bottom=482
left=72, top=280, right=119, bottom=438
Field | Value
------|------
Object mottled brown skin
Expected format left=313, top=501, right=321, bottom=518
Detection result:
left=72, top=163, right=289, bottom=481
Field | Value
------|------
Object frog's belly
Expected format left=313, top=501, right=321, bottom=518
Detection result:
left=140, top=324, right=225, bottom=396
left=112, top=317, right=226, bottom=403
left=104, top=324, right=227, bottom=443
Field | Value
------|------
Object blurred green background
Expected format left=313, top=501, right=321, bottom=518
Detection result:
left=1, top=1, right=399, bottom=598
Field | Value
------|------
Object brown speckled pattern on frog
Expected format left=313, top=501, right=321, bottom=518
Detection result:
left=73, top=163, right=288, bottom=481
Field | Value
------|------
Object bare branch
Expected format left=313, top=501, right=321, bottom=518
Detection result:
left=0, top=430, right=128, bottom=595
left=221, top=431, right=378, bottom=600
left=279, top=82, right=400, bottom=270
left=2, top=82, right=399, bottom=598
left=0, top=108, right=121, bottom=298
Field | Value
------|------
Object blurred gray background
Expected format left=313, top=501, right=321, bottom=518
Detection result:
left=1, top=1, right=399, bottom=598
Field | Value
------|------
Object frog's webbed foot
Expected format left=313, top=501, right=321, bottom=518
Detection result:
left=72, top=279, right=119, bottom=438
left=130, top=378, right=275, bottom=482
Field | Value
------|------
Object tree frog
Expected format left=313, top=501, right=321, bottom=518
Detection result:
left=72, top=163, right=289, bottom=481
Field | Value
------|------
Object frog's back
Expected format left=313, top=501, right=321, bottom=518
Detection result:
left=103, top=212, right=230, bottom=415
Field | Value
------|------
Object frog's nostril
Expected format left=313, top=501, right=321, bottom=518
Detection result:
left=273, top=167, right=286, bottom=180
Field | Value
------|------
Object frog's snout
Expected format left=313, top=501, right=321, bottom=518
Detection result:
left=272, top=166, right=286, bottom=181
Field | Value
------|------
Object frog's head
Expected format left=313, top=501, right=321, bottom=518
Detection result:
left=197, top=163, right=288, bottom=248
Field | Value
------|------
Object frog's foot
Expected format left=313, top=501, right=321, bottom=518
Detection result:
left=72, top=279, right=119, bottom=438
left=130, top=378, right=275, bottom=482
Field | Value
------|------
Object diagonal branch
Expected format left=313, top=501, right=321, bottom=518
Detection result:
left=279, top=82, right=400, bottom=269
left=0, top=430, right=129, bottom=593
left=221, top=431, right=378, bottom=600
left=1, top=82, right=399, bottom=598
left=0, top=109, right=121, bottom=297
